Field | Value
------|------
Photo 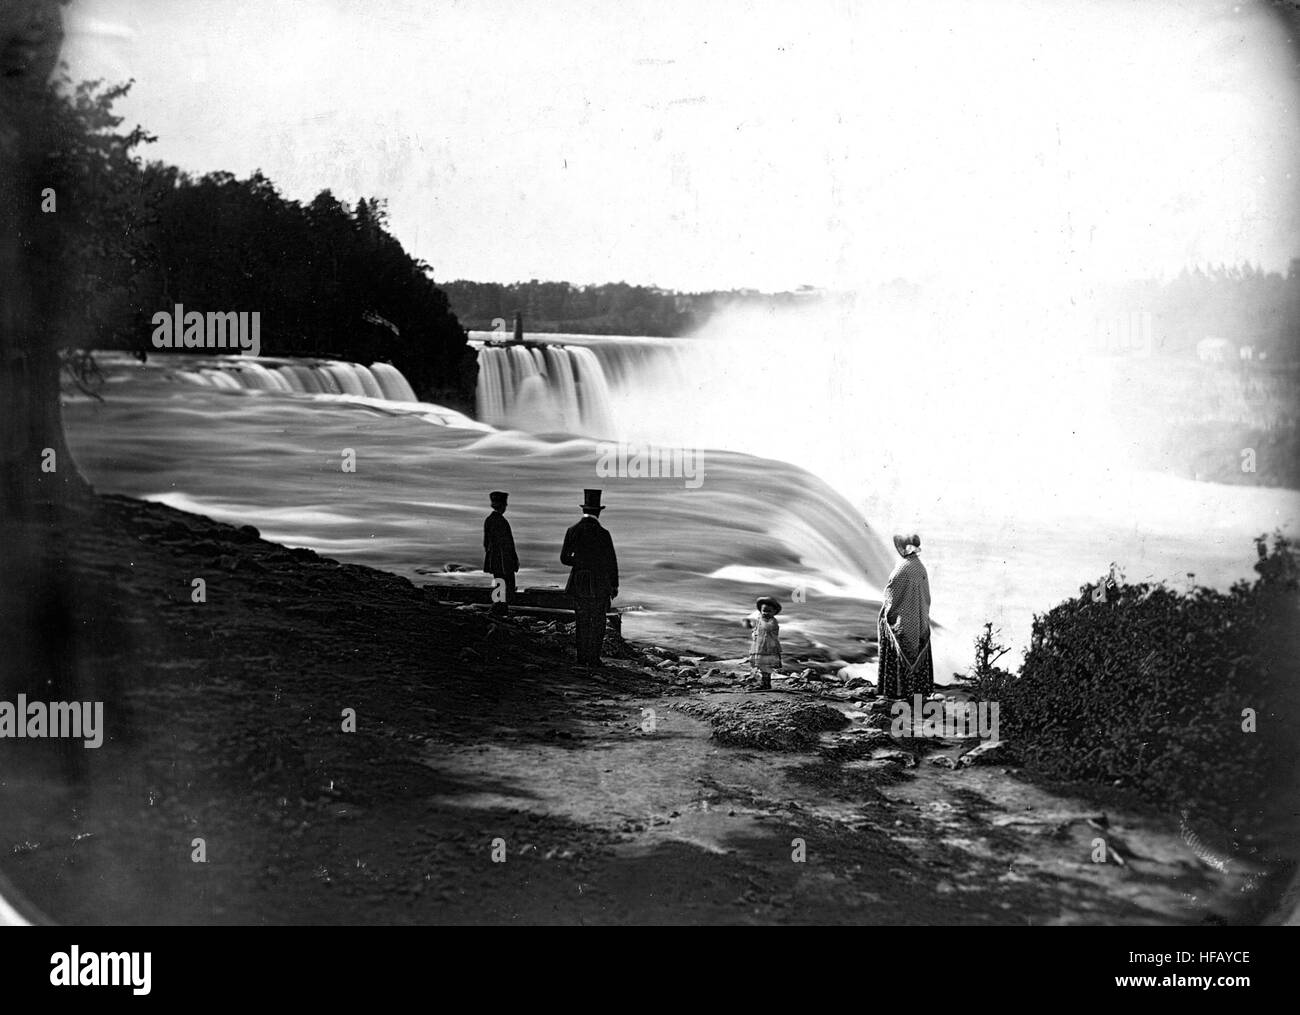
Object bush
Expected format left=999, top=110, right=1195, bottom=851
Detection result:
left=955, top=621, right=1016, bottom=703
left=997, top=533, right=1298, bottom=826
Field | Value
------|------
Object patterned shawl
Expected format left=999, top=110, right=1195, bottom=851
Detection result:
left=880, top=554, right=931, bottom=659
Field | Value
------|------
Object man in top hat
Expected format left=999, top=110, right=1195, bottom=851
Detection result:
left=483, top=491, right=519, bottom=616
left=560, top=489, right=619, bottom=665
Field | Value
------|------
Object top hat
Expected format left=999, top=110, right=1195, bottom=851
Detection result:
left=489, top=491, right=509, bottom=506
left=892, top=532, right=921, bottom=558
left=755, top=595, right=782, bottom=615
left=580, top=489, right=604, bottom=513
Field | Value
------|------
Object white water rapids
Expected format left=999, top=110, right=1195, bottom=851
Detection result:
left=62, top=325, right=1299, bottom=675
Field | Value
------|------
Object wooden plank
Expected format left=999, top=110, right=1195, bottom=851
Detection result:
left=422, top=582, right=632, bottom=613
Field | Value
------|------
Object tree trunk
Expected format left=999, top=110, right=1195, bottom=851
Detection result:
left=0, top=1, right=91, bottom=780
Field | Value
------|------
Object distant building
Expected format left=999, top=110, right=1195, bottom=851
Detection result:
left=1197, top=337, right=1231, bottom=363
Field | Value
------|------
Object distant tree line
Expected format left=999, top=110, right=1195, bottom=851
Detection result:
left=446, top=268, right=1300, bottom=361
left=441, top=279, right=833, bottom=337
left=1099, top=261, right=1300, bottom=361
left=41, top=81, right=478, bottom=410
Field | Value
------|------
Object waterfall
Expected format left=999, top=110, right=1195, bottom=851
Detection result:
left=475, top=337, right=687, bottom=437
left=164, top=356, right=421, bottom=404
left=369, top=362, right=418, bottom=402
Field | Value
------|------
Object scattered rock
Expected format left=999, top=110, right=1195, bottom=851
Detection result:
left=958, top=740, right=1014, bottom=767
left=929, top=755, right=958, bottom=769
left=871, top=748, right=917, bottom=768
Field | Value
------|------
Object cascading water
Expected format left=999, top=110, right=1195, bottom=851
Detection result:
left=160, top=354, right=421, bottom=403
left=466, top=311, right=1298, bottom=674
left=62, top=341, right=1294, bottom=676
left=474, top=335, right=687, bottom=438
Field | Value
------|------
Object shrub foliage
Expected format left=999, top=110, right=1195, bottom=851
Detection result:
left=996, top=534, right=1298, bottom=824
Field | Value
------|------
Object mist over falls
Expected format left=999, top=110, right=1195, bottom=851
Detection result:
left=467, top=313, right=1299, bottom=671
left=64, top=330, right=1297, bottom=676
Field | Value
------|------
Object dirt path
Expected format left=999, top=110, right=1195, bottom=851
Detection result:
left=0, top=494, right=1287, bottom=924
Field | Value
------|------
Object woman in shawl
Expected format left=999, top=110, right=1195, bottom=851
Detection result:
left=877, top=532, right=933, bottom=698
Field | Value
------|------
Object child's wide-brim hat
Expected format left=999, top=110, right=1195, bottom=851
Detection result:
left=755, top=596, right=782, bottom=614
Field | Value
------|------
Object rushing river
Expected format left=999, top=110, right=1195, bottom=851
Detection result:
left=62, top=339, right=1300, bottom=681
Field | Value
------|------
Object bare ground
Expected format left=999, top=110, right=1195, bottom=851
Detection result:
left=0, top=494, right=1290, bottom=925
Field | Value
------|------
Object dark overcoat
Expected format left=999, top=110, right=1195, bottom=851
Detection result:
left=560, top=515, right=618, bottom=599
left=483, top=510, right=519, bottom=577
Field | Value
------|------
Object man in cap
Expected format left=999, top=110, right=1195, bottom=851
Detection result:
left=483, top=491, right=519, bottom=616
left=560, top=489, right=619, bottom=665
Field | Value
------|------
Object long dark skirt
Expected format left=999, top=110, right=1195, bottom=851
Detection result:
left=877, top=615, right=934, bottom=698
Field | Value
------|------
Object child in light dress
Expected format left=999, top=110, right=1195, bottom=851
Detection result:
left=743, top=596, right=783, bottom=690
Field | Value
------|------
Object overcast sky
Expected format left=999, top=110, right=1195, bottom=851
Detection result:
left=61, top=0, right=1300, bottom=292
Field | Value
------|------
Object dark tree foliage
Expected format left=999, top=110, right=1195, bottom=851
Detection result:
left=106, top=169, right=479, bottom=410
left=19, top=77, right=477, bottom=411
left=440, top=279, right=843, bottom=337
left=445, top=265, right=1300, bottom=361
left=997, top=535, right=1299, bottom=828
left=442, top=278, right=701, bottom=336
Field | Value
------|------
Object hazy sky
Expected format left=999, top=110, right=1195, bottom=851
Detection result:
left=62, top=0, right=1300, bottom=292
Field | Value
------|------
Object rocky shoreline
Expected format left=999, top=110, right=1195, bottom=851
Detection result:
left=1, top=492, right=1293, bottom=925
